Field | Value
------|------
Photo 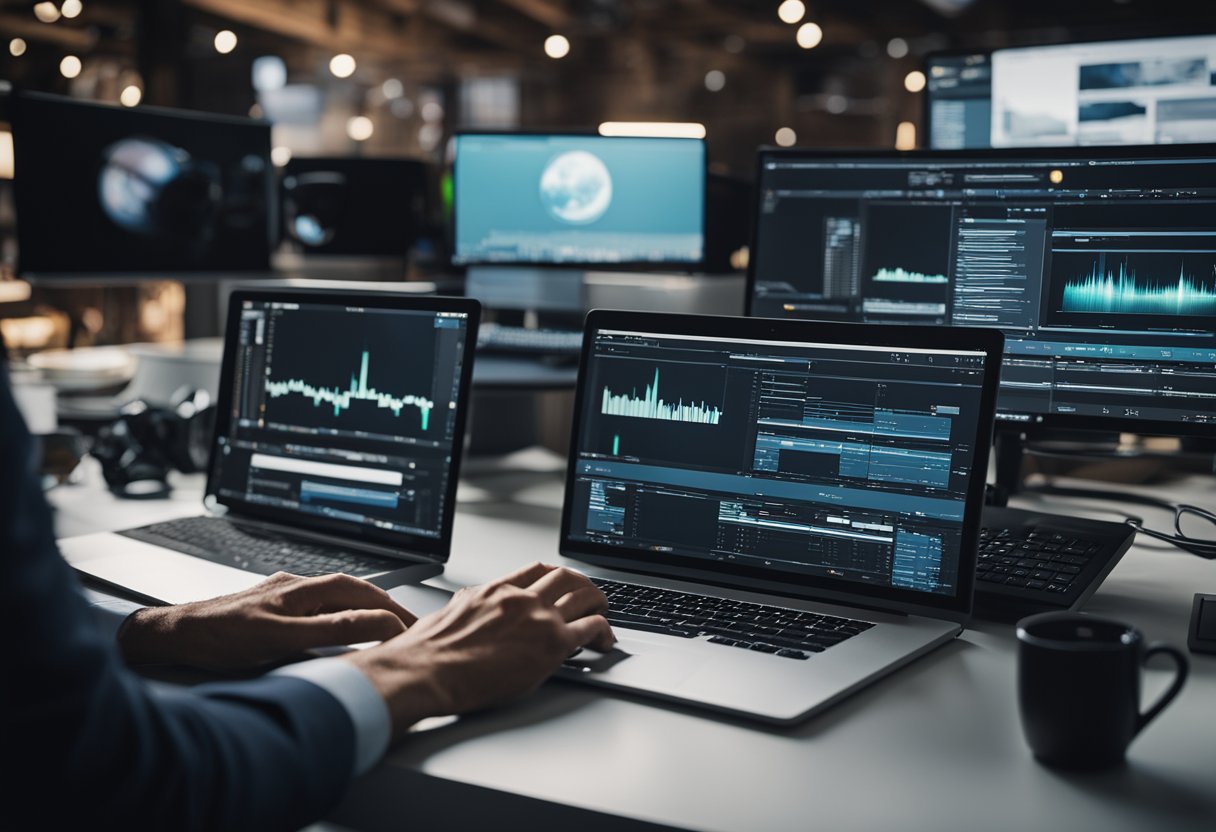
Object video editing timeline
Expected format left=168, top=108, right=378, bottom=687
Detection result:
left=570, top=330, right=989, bottom=595
left=749, top=153, right=1216, bottom=427
left=213, top=300, right=469, bottom=538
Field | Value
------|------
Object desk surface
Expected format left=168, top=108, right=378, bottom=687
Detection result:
left=51, top=453, right=1216, bottom=832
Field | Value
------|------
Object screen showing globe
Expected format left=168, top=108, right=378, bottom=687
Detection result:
left=453, top=134, right=705, bottom=265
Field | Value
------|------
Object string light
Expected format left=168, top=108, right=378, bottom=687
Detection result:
left=329, top=53, right=356, bottom=78
left=214, top=30, right=237, bottom=54
left=775, top=127, right=797, bottom=147
left=544, top=34, right=570, bottom=59
left=59, top=55, right=82, bottom=78
left=9, top=38, right=27, bottom=57
left=346, top=116, right=374, bottom=141
left=777, top=0, right=805, bottom=24
left=61, top=0, right=83, bottom=19
left=905, top=70, right=926, bottom=93
left=797, top=22, right=823, bottom=49
left=119, top=85, right=142, bottom=107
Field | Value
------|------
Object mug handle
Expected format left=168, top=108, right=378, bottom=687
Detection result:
left=1135, top=643, right=1190, bottom=735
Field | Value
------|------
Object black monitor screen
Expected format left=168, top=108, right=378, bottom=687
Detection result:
left=281, top=157, right=432, bottom=256
left=453, top=133, right=705, bottom=266
left=209, top=295, right=475, bottom=554
left=927, top=35, right=1216, bottom=149
left=747, top=147, right=1216, bottom=435
left=12, top=91, right=273, bottom=277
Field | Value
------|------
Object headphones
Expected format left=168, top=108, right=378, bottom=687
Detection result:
left=90, top=388, right=215, bottom=499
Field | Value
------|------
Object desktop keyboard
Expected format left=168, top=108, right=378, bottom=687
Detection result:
left=590, top=577, right=875, bottom=660
left=476, top=324, right=583, bottom=358
left=120, top=516, right=405, bottom=578
left=974, top=506, right=1137, bottom=620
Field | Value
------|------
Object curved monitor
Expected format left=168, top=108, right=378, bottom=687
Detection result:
left=746, top=144, right=1216, bottom=438
left=452, top=132, right=705, bottom=268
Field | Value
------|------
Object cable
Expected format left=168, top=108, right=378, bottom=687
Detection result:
left=1024, top=481, right=1216, bottom=559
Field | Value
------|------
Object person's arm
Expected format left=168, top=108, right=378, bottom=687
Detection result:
left=1, top=377, right=360, bottom=830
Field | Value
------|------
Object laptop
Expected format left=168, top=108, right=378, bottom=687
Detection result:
left=555, top=309, right=1003, bottom=724
left=60, top=289, right=480, bottom=606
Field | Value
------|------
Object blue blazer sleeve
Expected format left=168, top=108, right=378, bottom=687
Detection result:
left=0, top=371, right=357, bottom=831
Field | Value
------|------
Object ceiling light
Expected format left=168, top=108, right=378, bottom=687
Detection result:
left=796, top=22, right=823, bottom=49
left=33, top=2, right=61, bottom=23
left=777, top=0, right=805, bottom=24
left=904, top=70, right=926, bottom=93
left=598, top=122, right=707, bottom=139
left=214, top=30, right=237, bottom=54
left=775, top=127, right=797, bottom=147
left=59, top=55, right=82, bottom=78
left=544, top=34, right=570, bottom=59
left=329, top=53, right=356, bottom=78
left=346, top=116, right=374, bottom=142
left=61, top=0, right=83, bottom=19
left=119, top=85, right=142, bottom=107
left=9, top=38, right=27, bottom=57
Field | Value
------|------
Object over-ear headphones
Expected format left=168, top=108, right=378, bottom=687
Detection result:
left=90, top=388, right=215, bottom=499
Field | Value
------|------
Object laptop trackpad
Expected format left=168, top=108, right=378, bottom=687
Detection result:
left=388, top=583, right=454, bottom=618
left=562, top=630, right=701, bottom=688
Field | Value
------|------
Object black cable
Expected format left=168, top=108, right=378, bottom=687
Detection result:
left=1023, top=482, right=1216, bottom=559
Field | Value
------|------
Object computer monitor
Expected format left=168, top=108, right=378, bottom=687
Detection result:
left=926, top=35, right=1216, bottom=150
left=280, top=157, right=433, bottom=257
left=746, top=145, right=1216, bottom=438
left=451, top=132, right=705, bottom=267
left=12, top=91, right=273, bottom=279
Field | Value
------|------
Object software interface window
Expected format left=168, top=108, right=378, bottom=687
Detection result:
left=453, top=134, right=705, bottom=265
left=212, top=299, right=470, bottom=539
left=927, top=35, right=1216, bottom=149
left=567, top=329, right=989, bottom=595
left=749, top=153, right=1216, bottom=429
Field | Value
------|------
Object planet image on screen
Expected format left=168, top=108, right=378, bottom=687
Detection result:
left=539, top=150, right=613, bottom=224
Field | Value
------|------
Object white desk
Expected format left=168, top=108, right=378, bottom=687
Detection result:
left=51, top=454, right=1216, bottom=832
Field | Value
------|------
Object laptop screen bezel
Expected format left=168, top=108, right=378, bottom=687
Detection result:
left=559, top=309, right=1004, bottom=623
left=206, top=288, right=481, bottom=563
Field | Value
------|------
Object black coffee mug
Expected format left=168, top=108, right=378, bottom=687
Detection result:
left=1016, top=611, right=1189, bottom=770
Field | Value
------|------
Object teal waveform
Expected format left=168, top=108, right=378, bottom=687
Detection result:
left=872, top=267, right=949, bottom=284
left=266, top=351, right=433, bottom=430
left=601, top=368, right=722, bottom=425
left=1061, top=261, right=1216, bottom=316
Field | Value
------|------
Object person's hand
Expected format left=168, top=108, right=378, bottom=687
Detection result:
left=118, top=572, right=416, bottom=670
left=343, top=562, right=615, bottom=739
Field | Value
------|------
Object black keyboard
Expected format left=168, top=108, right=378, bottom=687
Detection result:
left=591, top=577, right=875, bottom=661
left=119, top=516, right=405, bottom=578
left=973, top=506, right=1137, bottom=620
left=476, top=324, right=583, bottom=357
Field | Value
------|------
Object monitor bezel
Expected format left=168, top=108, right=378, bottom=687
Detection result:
left=206, top=288, right=481, bottom=563
left=744, top=143, right=1216, bottom=439
left=560, top=308, right=1005, bottom=624
left=450, top=129, right=708, bottom=271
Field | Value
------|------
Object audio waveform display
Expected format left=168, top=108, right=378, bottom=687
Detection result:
left=1060, top=261, right=1216, bottom=316
left=601, top=368, right=723, bottom=424
left=871, top=267, right=949, bottom=284
left=265, top=350, right=434, bottom=430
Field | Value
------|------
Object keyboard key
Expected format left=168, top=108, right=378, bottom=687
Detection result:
left=777, top=649, right=810, bottom=660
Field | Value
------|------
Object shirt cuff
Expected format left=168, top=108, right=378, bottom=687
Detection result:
left=86, top=592, right=145, bottom=640
left=273, top=656, right=391, bottom=778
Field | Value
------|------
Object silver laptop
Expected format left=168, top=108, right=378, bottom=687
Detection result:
left=60, top=289, right=480, bottom=605
left=555, top=309, right=1003, bottom=724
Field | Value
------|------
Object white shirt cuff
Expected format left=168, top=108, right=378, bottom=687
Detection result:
left=273, top=657, right=391, bottom=778
left=86, top=592, right=145, bottom=640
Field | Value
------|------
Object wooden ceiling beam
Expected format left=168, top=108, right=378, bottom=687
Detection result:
left=0, top=13, right=98, bottom=49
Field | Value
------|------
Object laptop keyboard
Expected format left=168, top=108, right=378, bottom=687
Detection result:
left=975, top=525, right=1098, bottom=595
left=119, top=516, right=405, bottom=579
left=591, top=578, right=875, bottom=660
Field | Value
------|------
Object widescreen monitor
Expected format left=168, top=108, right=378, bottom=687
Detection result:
left=746, top=145, right=1216, bottom=437
left=452, top=132, right=705, bottom=267
left=280, top=157, right=433, bottom=257
left=12, top=91, right=273, bottom=278
left=926, top=35, right=1216, bottom=149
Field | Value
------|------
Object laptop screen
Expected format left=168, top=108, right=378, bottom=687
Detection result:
left=207, top=291, right=478, bottom=559
left=562, top=311, right=1002, bottom=617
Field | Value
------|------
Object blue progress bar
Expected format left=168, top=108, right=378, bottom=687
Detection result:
left=300, top=480, right=400, bottom=509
